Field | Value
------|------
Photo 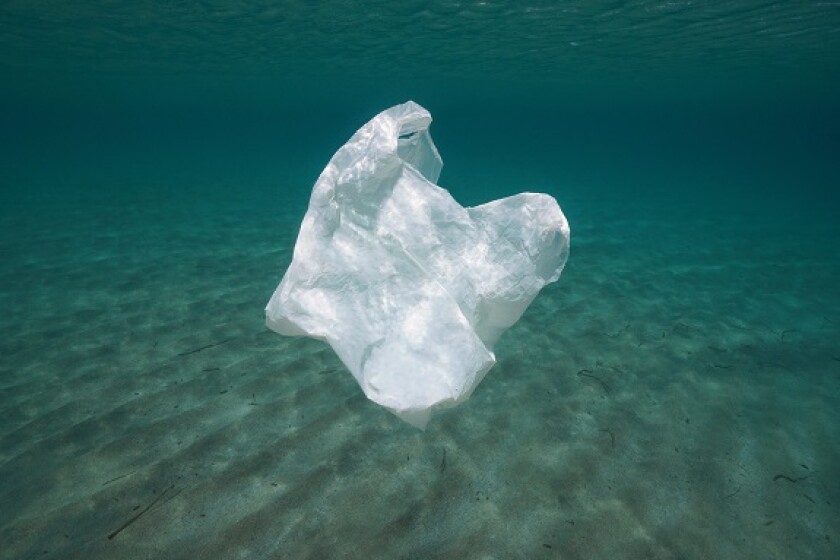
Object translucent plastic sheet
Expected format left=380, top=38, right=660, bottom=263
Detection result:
left=266, top=101, right=570, bottom=428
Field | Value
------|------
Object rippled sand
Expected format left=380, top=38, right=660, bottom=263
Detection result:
left=1, top=191, right=838, bottom=559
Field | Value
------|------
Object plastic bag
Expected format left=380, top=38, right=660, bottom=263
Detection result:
left=266, top=101, right=570, bottom=429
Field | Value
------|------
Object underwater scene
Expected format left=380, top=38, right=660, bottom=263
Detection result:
left=1, top=1, right=839, bottom=558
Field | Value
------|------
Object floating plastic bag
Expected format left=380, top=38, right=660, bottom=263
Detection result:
left=266, top=101, right=570, bottom=429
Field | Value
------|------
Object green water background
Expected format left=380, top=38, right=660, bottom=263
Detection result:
left=2, top=1, right=839, bottom=226
left=2, top=4, right=840, bottom=557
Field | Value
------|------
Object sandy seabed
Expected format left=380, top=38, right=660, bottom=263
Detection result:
left=1, top=190, right=838, bottom=559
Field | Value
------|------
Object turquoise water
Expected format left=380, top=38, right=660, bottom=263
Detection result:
left=2, top=2, right=839, bottom=558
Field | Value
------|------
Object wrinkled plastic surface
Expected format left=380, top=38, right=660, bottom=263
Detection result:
left=266, top=101, right=570, bottom=429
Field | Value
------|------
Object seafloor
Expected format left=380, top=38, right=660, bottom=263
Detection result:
left=1, top=183, right=838, bottom=559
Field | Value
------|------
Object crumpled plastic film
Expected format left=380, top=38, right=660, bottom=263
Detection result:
left=266, top=101, right=570, bottom=429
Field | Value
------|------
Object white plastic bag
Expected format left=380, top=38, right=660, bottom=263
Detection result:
left=266, top=101, right=569, bottom=429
